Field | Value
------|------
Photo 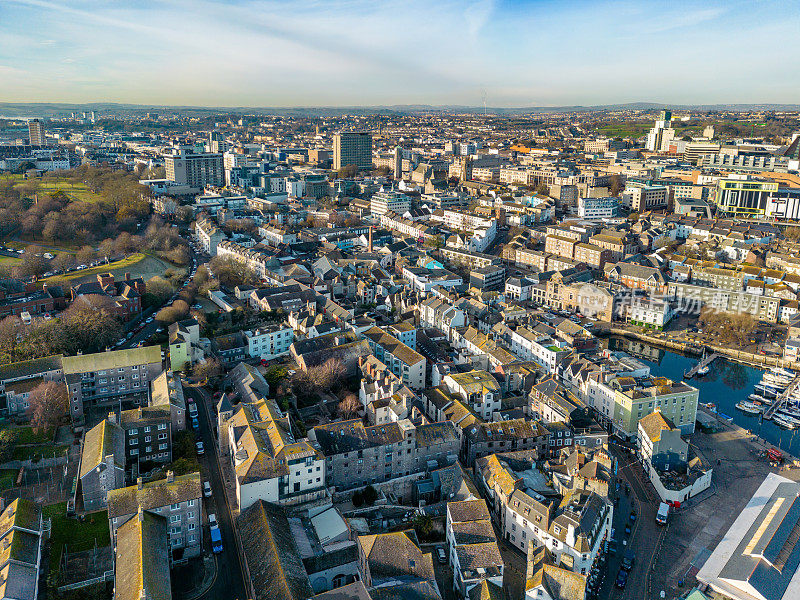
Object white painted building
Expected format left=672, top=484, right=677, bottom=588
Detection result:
left=243, top=326, right=294, bottom=360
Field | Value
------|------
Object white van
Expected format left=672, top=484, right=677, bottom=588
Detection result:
left=656, top=502, right=669, bottom=525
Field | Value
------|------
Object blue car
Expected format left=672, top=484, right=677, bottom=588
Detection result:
left=615, top=569, right=628, bottom=589
left=191, top=418, right=199, bottom=430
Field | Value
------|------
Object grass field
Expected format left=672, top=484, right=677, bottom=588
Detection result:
left=12, top=443, right=68, bottom=462
left=13, top=425, right=54, bottom=444
left=39, top=252, right=184, bottom=286
left=0, top=469, right=17, bottom=490
left=3, top=239, right=80, bottom=253
left=40, top=253, right=146, bottom=283
left=13, top=178, right=104, bottom=204
left=44, top=502, right=111, bottom=576
left=0, top=255, right=21, bottom=266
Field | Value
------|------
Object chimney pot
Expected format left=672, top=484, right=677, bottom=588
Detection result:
left=166, top=470, right=174, bottom=483
left=137, top=477, right=143, bottom=490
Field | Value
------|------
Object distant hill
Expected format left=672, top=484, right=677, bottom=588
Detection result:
left=2, top=101, right=800, bottom=119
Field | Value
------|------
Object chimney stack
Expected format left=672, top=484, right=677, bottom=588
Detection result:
left=137, top=477, right=143, bottom=490
left=166, top=470, right=174, bottom=484
left=138, top=506, right=144, bottom=522
left=368, top=226, right=373, bottom=253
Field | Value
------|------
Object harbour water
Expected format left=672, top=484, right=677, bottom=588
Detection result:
left=607, top=337, right=800, bottom=457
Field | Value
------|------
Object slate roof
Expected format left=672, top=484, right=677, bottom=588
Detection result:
left=0, top=354, right=62, bottom=382
left=363, top=326, right=425, bottom=366
left=525, top=545, right=586, bottom=600
left=62, top=345, right=160, bottom=374
left=358, top=530, right=436, bottom=586
left=448, top=499, right=491, bottom=524
left=229, top=398, right=318, bottom=484
left=106, top=472, right=202, bottom=519
left=114, top=512, right=171, bottom=600
left=313, top=419, right=404, bottom=455
left=638, top=410, right=677, bottom=443
left=311, top=581, right=372, bottom=600
left=80, top=418, right=125, bottom=479
left=237, top=500, right=313, bottom=600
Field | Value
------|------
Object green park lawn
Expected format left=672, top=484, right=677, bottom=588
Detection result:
left=40, top=253, right=147, bottom=283
left=14, top=178, right=104, bottom=203
left=0, top=255, right=21, bottom=266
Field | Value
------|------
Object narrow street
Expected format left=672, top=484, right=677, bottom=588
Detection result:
left=185, top=386, right=247, bottom=600
left=603, top=450, right=668, bottom=600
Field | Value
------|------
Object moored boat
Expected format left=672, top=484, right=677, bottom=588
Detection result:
left=736, top=401, right=762, bottom=415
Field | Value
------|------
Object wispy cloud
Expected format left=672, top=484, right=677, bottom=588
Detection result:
left=0, top=0, right=798, bottom=106
left=464, top=0, right=495, bottom=40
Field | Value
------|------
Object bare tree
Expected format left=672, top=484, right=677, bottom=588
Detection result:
left=193, top=358, right=223, bottom=382
left=27, top=381, right=67, bottom=431
left=338, top=393, right=361, bottom=419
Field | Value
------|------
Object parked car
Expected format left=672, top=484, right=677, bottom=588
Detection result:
left=191, top=417, right=199, bottom=430
left=203, top=481, right=212, bottom=497
left=615, top=569, right=628, bottom=589
left=437, top=547, right=446, bottom=564
left=621, top=549, right=635, bottom=571
left=195, top=441, right=204, bottom=455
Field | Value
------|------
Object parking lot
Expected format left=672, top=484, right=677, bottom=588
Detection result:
left=649, top=419, right=800, bottom=598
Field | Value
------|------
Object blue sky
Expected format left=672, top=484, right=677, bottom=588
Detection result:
left=1, top=0, right=798, bottom=107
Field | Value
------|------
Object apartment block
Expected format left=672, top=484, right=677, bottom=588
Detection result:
left=446, top=499, right=504, bottom=597
left=63, top=346, right=162, bottom=426
left=362, top=326, right=426, bottom=389
left=370, top=190, right=411, bottom=216
left=243, top=325, right=294, bottom=360
left=107, top=471, right=203, bottom=560
left=310, top=419, right=460, bottom=492
left=333, top=131, right=372, bottom=170
left=164, top=146, right=224, bottom=189
left=608, top=375, right=698, bottom=438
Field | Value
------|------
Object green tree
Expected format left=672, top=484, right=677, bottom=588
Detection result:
left=174, top=430, right=196, bottom=460
left=362, top=485, right=378, bottom=506
left=0, top=429, right=18, bottom=463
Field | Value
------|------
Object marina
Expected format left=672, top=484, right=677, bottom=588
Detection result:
left=683, top=350, right=719, bottom=379
left=608, top=336, right=800, bottom=457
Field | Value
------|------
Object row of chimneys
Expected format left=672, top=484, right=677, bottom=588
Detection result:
left=136, top=470, right=174, bottom=491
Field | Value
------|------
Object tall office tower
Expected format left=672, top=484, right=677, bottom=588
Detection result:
left=90, top=111, right=97, bottom=122
left=459, top=155, right=473, bottom=182
left=333, top=131, right=372, bottom=171
left=164, top=146, right=224, bottom=189
left=28, top=119, right=46, bottom=146
left=645, top=109, right=675, bottom=152
left=208, top=131, right=223, bottom=153
left=393, top=146, right=403, bottom=179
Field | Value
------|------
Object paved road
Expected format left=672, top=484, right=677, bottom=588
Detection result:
left=603, top=450, right=668, bottom=600
left=186, top=385, right=247, bottom=600
left=120, top=243, right=208, bottom=350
